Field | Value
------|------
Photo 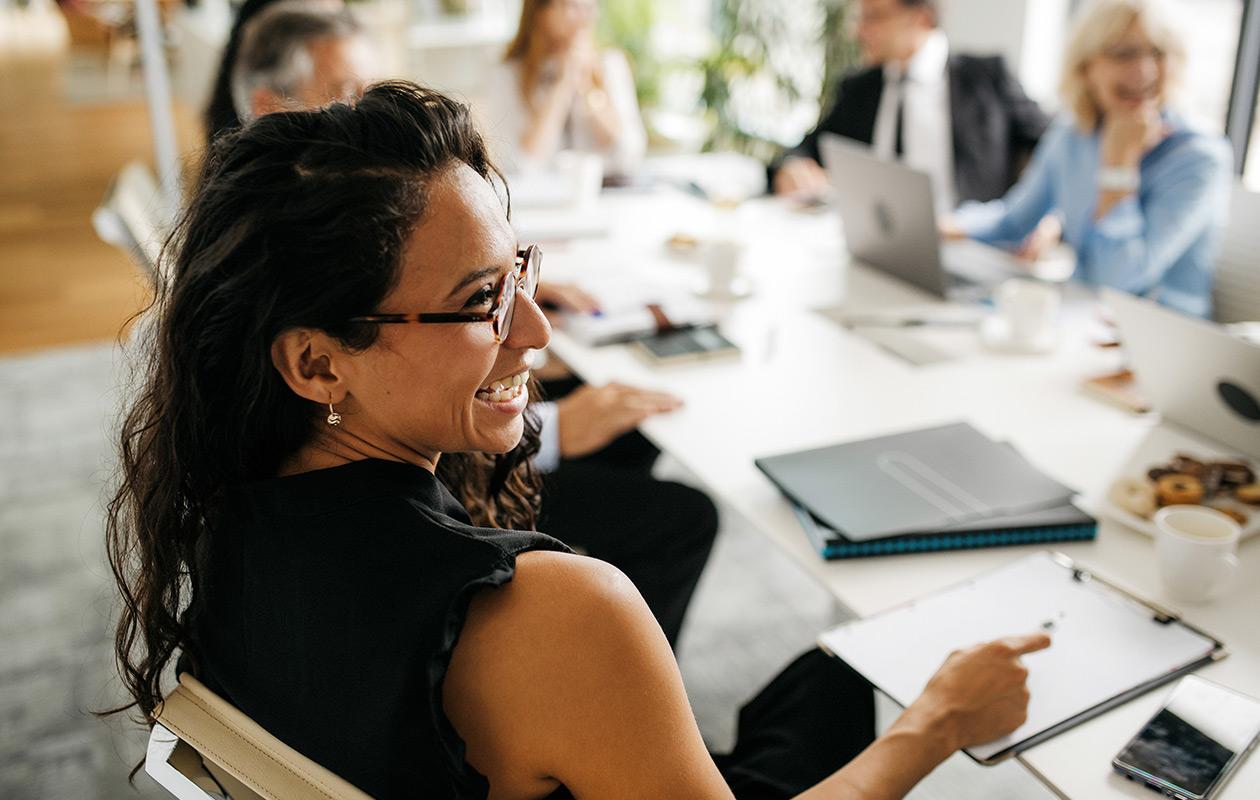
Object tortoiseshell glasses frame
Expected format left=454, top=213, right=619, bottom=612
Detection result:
left=347, top=245, right=541, bottom=344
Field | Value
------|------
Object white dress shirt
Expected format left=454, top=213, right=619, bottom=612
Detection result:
left=871, top=30, right=956, bottom=213
left=480, top=49, right=647, bottom=178
left=532, top=401, right=562, bottom=473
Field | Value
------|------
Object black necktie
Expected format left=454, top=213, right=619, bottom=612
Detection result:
left=894, top=74, right=907, bottom=158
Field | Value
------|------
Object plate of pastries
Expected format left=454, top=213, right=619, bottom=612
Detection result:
left=1106, top=452, right=1260, bottom=539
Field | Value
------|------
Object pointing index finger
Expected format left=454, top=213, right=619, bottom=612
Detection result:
left=1002, top=632, right=1053, bottom=656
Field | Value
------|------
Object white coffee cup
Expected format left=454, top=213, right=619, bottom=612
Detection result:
left=1154, top=505, right=1241, bottom=604
left=995, top=278, right=1060, bottom=344
left=555, top=151, right=604, bottom=209
left=704, top=239, right=744, bottom=298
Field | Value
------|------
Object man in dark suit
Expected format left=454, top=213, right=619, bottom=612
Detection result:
left=773, top=0, right=1048, bottom=210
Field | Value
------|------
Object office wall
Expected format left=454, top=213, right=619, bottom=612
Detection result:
left=941, top=0, right=1070, bottom=107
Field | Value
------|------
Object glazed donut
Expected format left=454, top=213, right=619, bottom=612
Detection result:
left=1110, top=477, right=1157, bottom=518
left=1236, top=483, right=1260, bottom=505
left=1156, top=473, right=1205, bottom=506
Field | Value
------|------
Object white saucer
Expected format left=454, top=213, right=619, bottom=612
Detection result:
left=980, top=316, right=1058, bottom=354
left=697, top=278, right=753, bottom=300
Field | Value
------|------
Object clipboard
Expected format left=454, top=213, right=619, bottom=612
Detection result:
left=818, top=551, right=1227, bottom=764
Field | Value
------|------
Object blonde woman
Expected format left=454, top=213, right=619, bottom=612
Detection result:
left=948, top=0, right=1231, bottom=318
left=482, top=0, right=647, bottom=176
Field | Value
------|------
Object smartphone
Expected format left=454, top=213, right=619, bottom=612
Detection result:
left=634, top=325, right=739, bottom=365
left=1113, top=676, right=1260, bottom=799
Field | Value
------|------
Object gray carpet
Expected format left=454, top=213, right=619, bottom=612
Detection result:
left=0, top=342, right=163, bottom=799
left=0, top=341, right=1055, bottom=798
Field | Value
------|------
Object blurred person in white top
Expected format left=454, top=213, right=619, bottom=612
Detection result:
left=481, top=0, right=647, bottom=178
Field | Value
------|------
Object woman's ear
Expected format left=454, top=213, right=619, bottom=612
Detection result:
left=270, top=328, right=350, bottom=405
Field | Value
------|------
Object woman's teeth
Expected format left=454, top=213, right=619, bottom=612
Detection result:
left=476, top=370, right=529, bottom=402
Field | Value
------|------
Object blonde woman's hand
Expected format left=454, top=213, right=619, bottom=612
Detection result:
left=1016, top=214, right=1063, bottom=262
left=1101, top=102, right=1168, bottom=168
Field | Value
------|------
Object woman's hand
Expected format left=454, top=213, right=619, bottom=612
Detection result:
left=1095, top=103, right=1168, bottom=221
left=560, top=36, right=600, bottom=93
left=1100, top=103, right=1168, bottom=168
left=795, top=633, right=1050, bottom=799
left=1016, top=214, right=1063, bottom=262
left=899, top=633, right=1050, bottom=752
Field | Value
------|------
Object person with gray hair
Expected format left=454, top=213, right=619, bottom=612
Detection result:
left=230, top=0, right=373, bottom=123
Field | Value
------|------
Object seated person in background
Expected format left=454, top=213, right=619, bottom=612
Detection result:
left=481, top=0, right=647, bottom=177
left=228, top=0, right=373, bottom=124
left=945, top=0, right=1232, bottom=319
left=773, top=0, right=1048, bottom=212
left=108, top=82, right=1047, bottom=799
left=225, top=1, right=716, bottom=647
left=205, top=0, right=311, bottom=141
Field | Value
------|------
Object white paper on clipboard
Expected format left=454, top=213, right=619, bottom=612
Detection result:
left=818, top=551, right=1224, bottom=762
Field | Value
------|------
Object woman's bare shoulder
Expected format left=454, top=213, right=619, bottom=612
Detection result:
left=444, top=550, right=729, bottom=798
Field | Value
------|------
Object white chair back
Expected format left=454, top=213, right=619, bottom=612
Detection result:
left=145, top=673, right=373, bottom=800
left=92, top=160, right=175, bottom=286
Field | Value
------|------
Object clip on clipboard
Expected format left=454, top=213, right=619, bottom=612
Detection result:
left=818, top=551, right=1227, bottom=764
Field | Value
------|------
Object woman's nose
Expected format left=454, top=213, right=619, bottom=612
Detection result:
left=504, top=286, right=551, bottom=352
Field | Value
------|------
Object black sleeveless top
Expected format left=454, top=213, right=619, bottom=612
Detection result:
left=184, top=459, right=571, bottom=799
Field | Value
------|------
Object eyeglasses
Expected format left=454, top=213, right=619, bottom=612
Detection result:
left=1100, top=45, right=1166, bottom=65
left=348, top=245, right=542, bottom=343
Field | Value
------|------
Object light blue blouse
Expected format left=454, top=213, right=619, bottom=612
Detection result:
left=955, top=113, right=1232, bottom=318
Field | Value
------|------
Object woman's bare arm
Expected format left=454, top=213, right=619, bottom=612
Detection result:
left=444, top=551, right=1047, bottom=799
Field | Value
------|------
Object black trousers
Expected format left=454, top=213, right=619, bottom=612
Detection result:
left=537, top=379, right=719, bottom=648
left=715, top=648, right=878, bottom=798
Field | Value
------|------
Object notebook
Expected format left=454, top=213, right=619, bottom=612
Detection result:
left=819, top=551, right=1226, bottom=763
left=755, top=423, right=1093, bottom=556
left=790, top=499, right=1096, bottom=559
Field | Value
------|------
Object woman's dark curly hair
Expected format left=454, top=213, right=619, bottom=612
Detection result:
left=105, top=81, right=543, bottom=724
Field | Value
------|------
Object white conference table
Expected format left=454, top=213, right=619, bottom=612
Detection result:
left=531, top=186, right=1260, bottom=800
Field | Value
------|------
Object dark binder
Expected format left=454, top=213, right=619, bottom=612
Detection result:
left=756, top=422, right=1097, bottom=559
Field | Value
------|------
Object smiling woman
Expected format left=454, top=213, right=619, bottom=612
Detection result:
left=105, top=80, right=1045, bottom=800
left=953, top=0, right=1232, bottom=318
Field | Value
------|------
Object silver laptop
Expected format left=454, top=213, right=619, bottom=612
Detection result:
left=819, top=133, right=1020, bottom=299
left=1105, top=288, right=1260, bottom=459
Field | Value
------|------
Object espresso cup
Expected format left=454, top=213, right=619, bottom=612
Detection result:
left=995, top=278, right=1060, bottom=344
left=1154, top=505, right=1241, bottom=604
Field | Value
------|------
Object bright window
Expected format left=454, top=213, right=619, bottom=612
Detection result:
left=1177, top=0, right=1244, bottom=133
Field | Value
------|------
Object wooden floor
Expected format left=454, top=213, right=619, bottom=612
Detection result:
left=0, top=51, right=201, bottom=355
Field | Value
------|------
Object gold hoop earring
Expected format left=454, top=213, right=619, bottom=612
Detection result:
left=326, top=398, right=342, bottom=427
